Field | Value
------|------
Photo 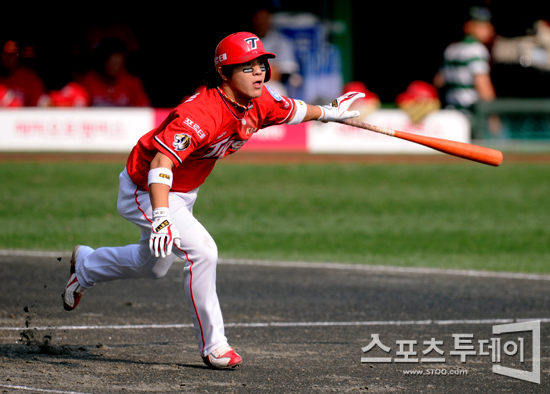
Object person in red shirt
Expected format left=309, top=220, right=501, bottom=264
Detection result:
left=77, top=37, right=151, bottom=107
left=62, top=32, right=364, bottom=369
left=37, top=81, right=91, bottom=107
left=0, top=83, right=24, bottom=107
left=0, top=40, right=45, bottom=106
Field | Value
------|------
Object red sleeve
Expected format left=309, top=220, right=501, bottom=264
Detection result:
left=258, top=86, right=295, bottom=128
left=11, top=67, right=46, bottom=106
left=151, top=111, right=209, bottom=167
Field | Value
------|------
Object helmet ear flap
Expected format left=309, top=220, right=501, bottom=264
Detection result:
left=264, top=60, right=271, bottom=82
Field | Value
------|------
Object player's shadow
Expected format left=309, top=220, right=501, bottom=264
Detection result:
left=0, top=337, right=224, bottom=371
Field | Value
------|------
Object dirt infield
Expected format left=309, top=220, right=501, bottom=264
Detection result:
left=0, top=253, right=548, bottom=393
left=1, top=151, right=550, bottom=164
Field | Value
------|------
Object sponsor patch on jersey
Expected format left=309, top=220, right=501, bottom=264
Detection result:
left=266, top=85, right=282, bottom=101
left=173, top=133, right=191, bottom=151
left=182, top=117, right=206, bottom=139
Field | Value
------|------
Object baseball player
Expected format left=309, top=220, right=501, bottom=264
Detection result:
left=62, top=32, right=364, bottom=369
left=433, top=6, right=496, bottom=112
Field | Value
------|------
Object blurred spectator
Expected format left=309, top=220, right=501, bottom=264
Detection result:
left=83, top=21, right=141, bottom=58
left=19, top=44, right=37, bottom=68
left=0, top=40, right=46, bottom=106
left=342, top=81, right=380, bottom=120
left=395, top=81, right=441, bottom=124
left=38, top=81, right=91, bottom=107
left=251, top=7, right=302, bottom=96
left=263, top=11, right=342, bottom=103
left=433, top=6, right=496, bottom=113
left=0, top=83, right=24, bottom=107
left=492, top=19, right=550, bottom=74
left=76, top=37, right=151, bottom=107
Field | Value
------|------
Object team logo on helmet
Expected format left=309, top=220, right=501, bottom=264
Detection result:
left=244, top=37, right=259, bottom=49
left=173, top=133, right=191, bottom=151
left=215, top=53, right=227, bottom=66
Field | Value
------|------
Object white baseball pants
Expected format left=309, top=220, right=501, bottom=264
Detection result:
left=74, top=168, right=228, bottom=357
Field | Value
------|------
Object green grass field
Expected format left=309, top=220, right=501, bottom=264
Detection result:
left=1, top=158, right=548, bottom=273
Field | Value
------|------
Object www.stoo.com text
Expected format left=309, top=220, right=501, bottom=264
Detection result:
left=402, top=368, right=468, bottom=376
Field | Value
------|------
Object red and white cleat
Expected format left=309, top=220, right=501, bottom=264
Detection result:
left=202, top=345, right=242, bottom=369
left=62, top=245, right=88, bottom=311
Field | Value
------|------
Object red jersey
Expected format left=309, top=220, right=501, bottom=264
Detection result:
left=0, top=66, right=45, bottom=106
left=126, top=86, right=295, bottom=192
left=77, top=70, right=151, bottom=107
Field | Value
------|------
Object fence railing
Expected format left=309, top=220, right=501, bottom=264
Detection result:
left=473, top=99, right=550, bottom=140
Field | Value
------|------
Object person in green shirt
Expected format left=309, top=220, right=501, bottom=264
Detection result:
left=434, top=6, right=496, bottom=112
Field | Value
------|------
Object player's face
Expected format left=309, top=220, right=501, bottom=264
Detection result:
left=227, top=58, right=266, bottom=104
left=465, top=21, right=494, bottom=44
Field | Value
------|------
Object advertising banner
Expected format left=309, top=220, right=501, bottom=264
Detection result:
left=0, top=108, right=469, bottom=154
left=308, top=110, right=470, bottom=154
left=0, top=108, right=154, bottom=152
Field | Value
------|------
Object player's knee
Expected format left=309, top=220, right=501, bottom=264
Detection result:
left=141, top=254, right=175, bottom=280
left=116, top=198, right=125, bottom=217
left=185, top=236, right=218, bottom=268
left=149, top=265, right=170, bottom=279
left=202, top=248, right=218, bottom=268
left=201, top=236, right=218, bottom=266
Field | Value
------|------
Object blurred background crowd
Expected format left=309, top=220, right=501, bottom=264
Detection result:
left=0, top=0, right=549, bottom=138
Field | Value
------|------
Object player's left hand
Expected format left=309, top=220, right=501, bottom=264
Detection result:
left=149, top=208, right=181, bottom=258
left=317, top=92, right=365, bottom=122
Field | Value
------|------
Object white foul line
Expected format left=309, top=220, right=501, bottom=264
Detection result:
left=1, top=318, right=548, bottom=332
left=0, top=250, right=68, bottom=258
left=0, top=384, right=93, bottom=394
left=218, top=258, right=550, bottom=281
left=2, top=250, right=549, bottom=282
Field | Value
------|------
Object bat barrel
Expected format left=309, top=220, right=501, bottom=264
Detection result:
left=393, top=130, right=503, bottom=166
left=340, top=119, right=503, bottom=167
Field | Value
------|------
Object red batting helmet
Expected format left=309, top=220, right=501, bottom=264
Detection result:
left=214, top=32, right=276, bottom=82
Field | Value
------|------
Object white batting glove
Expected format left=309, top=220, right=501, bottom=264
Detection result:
left=317, top=92, right=366, bottom=122
left=149, top=208, right=181, bottom=258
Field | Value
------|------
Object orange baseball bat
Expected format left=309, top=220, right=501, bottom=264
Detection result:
left=340, top=119, right=503, bottom=166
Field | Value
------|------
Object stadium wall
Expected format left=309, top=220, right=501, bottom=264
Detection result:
left=0, top=108, right=469, bottom=154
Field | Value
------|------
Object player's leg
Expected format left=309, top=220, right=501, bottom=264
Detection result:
left=62, top=169, right=178, bottom=310
left=169, top=189, right=241, bottom=368
left=62, top=169, right=240, bottom=367
left=73, top=231, right=177, bottom=286
left=80, top=167, right=188, bottom=279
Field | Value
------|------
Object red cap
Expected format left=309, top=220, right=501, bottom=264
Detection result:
left=396, top=80, right=439, bottom=104
left=214, top=32, right=275, bottom=67
left=2, top=40, right=19, bottom=54
left=343, top=81, right=379, bottom=101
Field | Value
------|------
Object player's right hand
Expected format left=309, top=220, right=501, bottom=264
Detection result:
left=317, top=92, right=365, bottom=122
left=149, top=208, right=181, bottom=258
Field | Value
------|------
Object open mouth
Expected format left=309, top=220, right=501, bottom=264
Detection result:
left=253, top=79, right=263, bottom=88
